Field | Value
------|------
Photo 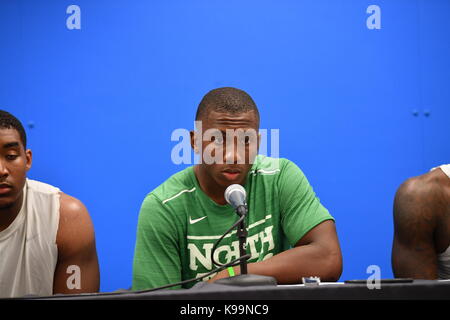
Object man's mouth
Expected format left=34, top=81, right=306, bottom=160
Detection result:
left=221, top=169, right=241, bottom=181
left=0, top=183, right=12, bottom=195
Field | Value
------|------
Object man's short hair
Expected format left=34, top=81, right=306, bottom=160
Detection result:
left=195, top=87, right=260, bottom=125
left=0, top=110, right=27, bottom=149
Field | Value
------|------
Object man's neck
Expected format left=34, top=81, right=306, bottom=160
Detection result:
left=0, top=192, right=24, bottom=232
left=194, top=166, right=227, bottom=205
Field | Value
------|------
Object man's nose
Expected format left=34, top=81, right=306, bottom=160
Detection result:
left=0, top=160, right=8, bottom=178
left=224, top=140, right=244, bottom=164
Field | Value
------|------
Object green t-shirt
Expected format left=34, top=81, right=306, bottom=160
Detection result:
left=132, top=156, right=333, bottom=290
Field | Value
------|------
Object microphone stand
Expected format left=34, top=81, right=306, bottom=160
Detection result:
left=236, top=206, right=248, bottom=275
left=214, top=205, right=277, bottom=287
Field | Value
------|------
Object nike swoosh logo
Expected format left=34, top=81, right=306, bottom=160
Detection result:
left=189, top=216, right=207, bottom=224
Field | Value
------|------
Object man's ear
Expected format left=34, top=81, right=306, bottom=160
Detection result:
left=25, top=149, right=32, bottom=171
left=190, top=131, right=199, bottom=154
left=257, top=132, right=261, bottom=152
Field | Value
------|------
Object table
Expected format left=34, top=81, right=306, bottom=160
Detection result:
left=18, top=279, right=450, bottom=300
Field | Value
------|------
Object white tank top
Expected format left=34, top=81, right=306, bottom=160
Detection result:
left=0, top=179, right=60, bottom=298
left=431, top=164, right=450, bottom=279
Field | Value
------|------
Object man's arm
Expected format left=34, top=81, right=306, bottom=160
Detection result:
left=210, top=160, right=342, bottom=284
left=53, top=193, right=100, bottom=294
left=210, top=219, right=342, bottom=283
left=392, top=178, right=439, bottom=279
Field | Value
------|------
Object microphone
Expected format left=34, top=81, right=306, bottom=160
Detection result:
left=214, top=184, right=277, bottom=286
left=224, top=184, right=247, bottom=216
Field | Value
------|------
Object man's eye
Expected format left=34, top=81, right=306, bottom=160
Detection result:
left=239, top=136, right=252, bottom=145
left=212, top=136, right=224, bottom=145
left=6, top=155, right=18, bottom=160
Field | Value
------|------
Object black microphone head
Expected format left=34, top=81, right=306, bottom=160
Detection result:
left=224, top=184, right=247, bottom=209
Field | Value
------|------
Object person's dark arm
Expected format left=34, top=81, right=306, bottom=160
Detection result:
left=392, top=178, right=439, bottom=279
left=53, top=193, right=100, bottom=294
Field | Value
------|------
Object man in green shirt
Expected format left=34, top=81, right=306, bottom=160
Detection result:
left=132, top=87, right=342, bottom=290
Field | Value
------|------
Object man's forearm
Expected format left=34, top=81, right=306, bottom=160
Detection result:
left=211, top=243, right=342, bottom=284
left=250, top=243, right=341, bottom=283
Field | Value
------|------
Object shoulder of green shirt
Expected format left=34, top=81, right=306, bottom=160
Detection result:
left=249, top=155, right=290, bottom=175
left=144, top=167, right=195, bottom=206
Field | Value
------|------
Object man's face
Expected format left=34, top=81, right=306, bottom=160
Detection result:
left=0, top=128, right=32, bottom=209
left=191, top=110, right=259, bottom=189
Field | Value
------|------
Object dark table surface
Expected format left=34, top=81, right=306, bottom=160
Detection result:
left=15, top=279, right=450, bottom=300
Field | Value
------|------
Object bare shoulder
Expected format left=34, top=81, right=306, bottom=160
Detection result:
left=57, top=193, right=95, bottom=257
left=396, top=170, right=447, bottom=207
left=397, top=170, right=438, bottom=195
left=58, top=193, right=93, bottom=234
left=59, top=193, right=88, bottom=216
left=394, top=170, right=445, bottom=235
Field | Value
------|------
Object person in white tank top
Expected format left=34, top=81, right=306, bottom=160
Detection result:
left=392, top=164, right=450, bottom=279
left=0, top=111, right=100, bottom=298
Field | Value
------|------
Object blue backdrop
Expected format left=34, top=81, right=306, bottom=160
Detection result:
left=1, top=0, right=449, bottom=292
